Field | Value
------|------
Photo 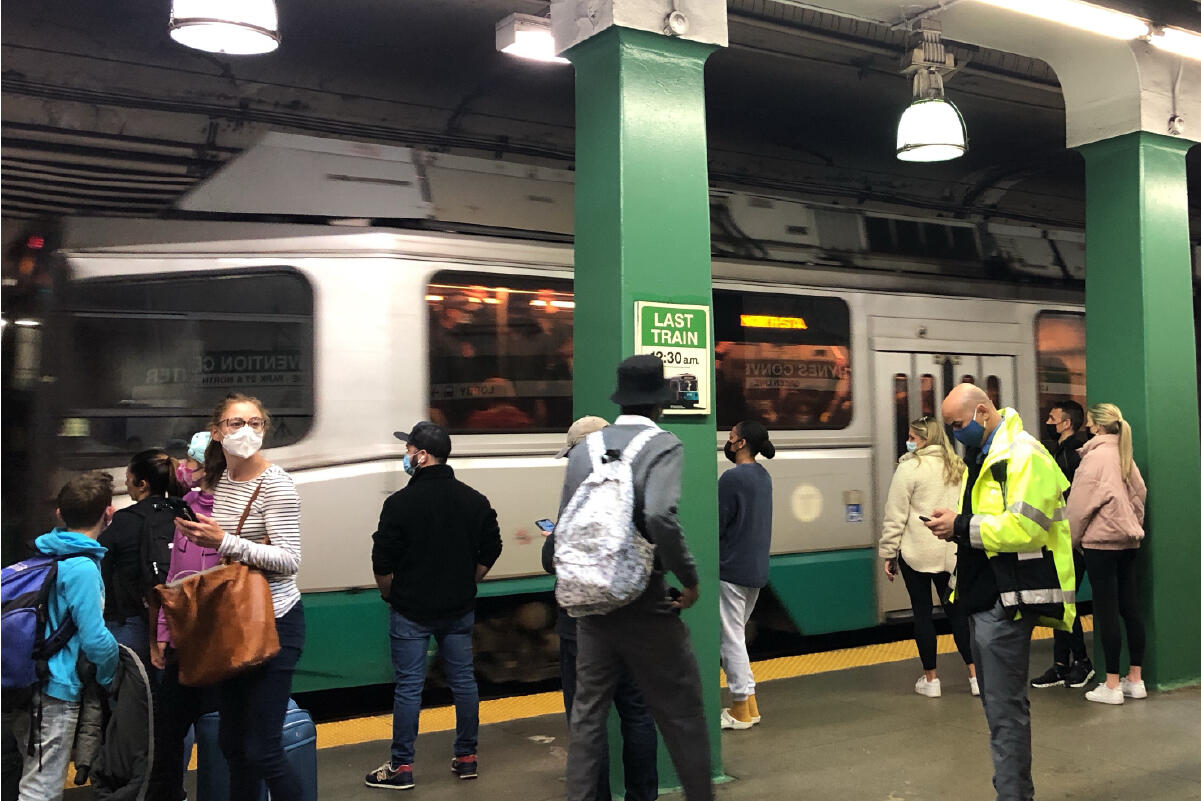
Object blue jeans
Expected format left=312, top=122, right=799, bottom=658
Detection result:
left=389, top=610, right=479, bottom=766
left=107, top=613, right=151, bottom=670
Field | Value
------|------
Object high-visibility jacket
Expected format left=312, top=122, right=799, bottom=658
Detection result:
left=955, top=409, right=1076, bottom=631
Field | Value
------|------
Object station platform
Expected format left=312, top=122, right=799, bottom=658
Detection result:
left=286, top=622, right=1201, bottom=801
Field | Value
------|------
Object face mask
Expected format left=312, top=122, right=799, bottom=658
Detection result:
left=403, top=452, right=420, bottom=476
left=953, top=411, right=986, bottom=449
left=176, top=464, right=194, bottom=488
left=905, top=441, right=918, bottom=453
left=221, top=426, right=263, bottom=459
left=723, top=441, right=738, bottom=463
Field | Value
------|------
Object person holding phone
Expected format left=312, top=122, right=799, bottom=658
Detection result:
left=878, top=416, right=977, bottom=698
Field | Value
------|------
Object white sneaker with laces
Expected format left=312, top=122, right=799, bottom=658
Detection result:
left=1121, top=678, right=1147, bottom=699
left=1085, top=684, right=1125, bottom=705
left=969, top=676, right=980, bottom=697
left=914, top=676, right=942, bottom=698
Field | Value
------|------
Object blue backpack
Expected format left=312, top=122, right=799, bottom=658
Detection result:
left=1, top=554, right=80, bottom=691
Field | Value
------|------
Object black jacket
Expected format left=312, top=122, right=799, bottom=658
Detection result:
left=75, top=644, right=153, bottom=800
left=1048, top=429, right=1091, bottom=493
left=99, top=497, right=176, bottom=623
left=371, top=464, right=502, bottom=622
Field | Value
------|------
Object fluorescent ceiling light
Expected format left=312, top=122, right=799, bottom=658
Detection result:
left=1149, top=26, right=1201, bottom=60
left=897, top=99, right=967, bottom=162
left=496, top=13, right=569, bottom=64
left=170, top=0, right=280, bottom=55
left=972, top=0, right=1150, bottom=40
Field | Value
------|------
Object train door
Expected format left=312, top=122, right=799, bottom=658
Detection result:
left=873, top=352, right=1016, bottom=619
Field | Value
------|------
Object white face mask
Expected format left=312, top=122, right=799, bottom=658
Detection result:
left=221, top=426, right=263, bottom=459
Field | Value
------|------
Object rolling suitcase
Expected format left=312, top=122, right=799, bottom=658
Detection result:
left=196, top=698, right=317, bottom=801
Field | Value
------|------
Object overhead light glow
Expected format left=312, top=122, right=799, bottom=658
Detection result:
left=549, top=300, right=575, bottom=309
left=1149, top=26, right=1201, bottom=61
left=14, top=319, right=40, bottom=327
left=897, top=98, right=967, bottom=162
left=169, top=0, right=280, bottom=55
left=495, top=13, right=569, bottom=64
left=425, top=295, right=444, bottom=302
left=971, top=0, right=1150, bottom=40
left=529, top=299, right=548, bottom=307
left=740, top=315, right=808, bottom=330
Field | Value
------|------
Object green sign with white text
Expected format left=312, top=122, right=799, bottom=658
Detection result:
left=634, top=301, right=710, bottom=415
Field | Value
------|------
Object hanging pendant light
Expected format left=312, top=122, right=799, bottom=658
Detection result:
left=169, top=0, right=280, bottom=55
left=896, top=68, right=967, bottom=162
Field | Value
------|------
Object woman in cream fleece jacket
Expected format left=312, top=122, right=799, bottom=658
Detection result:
left=879, top=416, right=976, bottom=698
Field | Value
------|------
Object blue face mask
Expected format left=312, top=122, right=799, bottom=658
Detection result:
left=905, top=441, right=918, bottom=453
left=953, top=412, right=986, bottom=449
left=403, top=453, right=417, bottom=476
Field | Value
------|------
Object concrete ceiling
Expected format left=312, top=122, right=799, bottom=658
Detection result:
left=1, top=0, right=1198, bottom=233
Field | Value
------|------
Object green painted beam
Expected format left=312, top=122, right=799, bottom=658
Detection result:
left=768, top=549, right=878, bottom=635
left=1078, top=132, right=1201, bottom=690
left=568, top=25, right=723, bottom=786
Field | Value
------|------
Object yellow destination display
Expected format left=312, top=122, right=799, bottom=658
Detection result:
left=740, top=314, right=808, bottom=330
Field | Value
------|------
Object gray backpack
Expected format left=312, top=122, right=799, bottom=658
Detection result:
left=554, top=428, right=661, bottom=617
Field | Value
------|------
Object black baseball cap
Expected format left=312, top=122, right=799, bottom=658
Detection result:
left=393, top=421, right=452, bottom=460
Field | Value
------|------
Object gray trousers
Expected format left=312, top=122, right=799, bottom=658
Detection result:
left=566, top=592, right=713, bottom=801
left=970, top=600, right=1036, bottom=801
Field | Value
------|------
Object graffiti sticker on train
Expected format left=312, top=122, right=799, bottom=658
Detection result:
left=634, top=301, right=711, bottom=415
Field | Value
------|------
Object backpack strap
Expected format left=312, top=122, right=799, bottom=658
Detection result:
left=584, top=430, right=608, bottom=472
left=621, top=427, right=664, bottom=463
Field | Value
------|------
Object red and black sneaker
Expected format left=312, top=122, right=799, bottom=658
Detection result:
left=451, top=754, right=478, bottom=780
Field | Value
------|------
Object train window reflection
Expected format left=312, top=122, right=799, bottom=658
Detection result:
left=920, top=374, right=936, bottom=417
left=894, top=373, right=909, bottom=460
left=986, top=375, right=1002, bottom=408
left=427, top=271, right=573, bottom=433
left=1035, top=312, right=1086, bottom=441
left=59, top=269, right=314, bottom=468
left=713, top=290, right=851, bottom=430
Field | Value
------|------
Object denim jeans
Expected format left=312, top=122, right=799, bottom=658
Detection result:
left=217, top=601, right=306, bottom=801
left=389, top=610, right=479, bottom=766
left=107, top=613, right=151, bottom=671
left=10, top=693, right=80, bottom=801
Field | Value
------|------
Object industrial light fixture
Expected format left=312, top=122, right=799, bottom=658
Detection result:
left=897, top=20, right=966, bottom=163
left=1149, top=26, right=1201, bottom=61
left=495, top=13, right=569, bottom=64
left=971, top=0, right=1150, bottom=39
left=169, top=0, right=280, bottom=55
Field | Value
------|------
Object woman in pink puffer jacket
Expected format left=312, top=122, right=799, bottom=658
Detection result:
left=1067, top=403, right=1147, bottom=706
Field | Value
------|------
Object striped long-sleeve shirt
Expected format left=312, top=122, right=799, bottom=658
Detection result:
left=214, top=465, right=302, bottom=617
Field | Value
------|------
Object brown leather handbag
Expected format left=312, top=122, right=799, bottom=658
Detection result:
left=156, top=480, right=280, bottom=686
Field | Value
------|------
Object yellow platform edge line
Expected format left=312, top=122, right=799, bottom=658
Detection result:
left=307, top=615, right=1092, bottom=751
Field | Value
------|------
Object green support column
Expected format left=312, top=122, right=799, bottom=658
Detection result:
left=1078, top=131, right=1201, bottom=690
left=568, top=25, right=723, bottom=787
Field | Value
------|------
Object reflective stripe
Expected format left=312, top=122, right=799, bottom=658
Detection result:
left=969, top=516, right=984, bottom=549
left=1008, top=501, right=1054, bottom=532
left=1052, top=506, right=1068, bottom=522
left=1017, top=551, right=1042, bottom=561
left=999, top=589, right=1075, bottom=607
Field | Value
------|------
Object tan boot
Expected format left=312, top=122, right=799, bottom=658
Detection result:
left=747, top=694, right=760, bottom=724
left=721, top=699, right=753, bottom=730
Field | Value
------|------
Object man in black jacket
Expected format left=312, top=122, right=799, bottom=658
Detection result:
left=1031, top=400, right=1094, bottom=689
left=364, top=422, right=502, bottom=792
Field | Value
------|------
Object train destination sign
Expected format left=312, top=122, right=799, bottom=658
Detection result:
left=634, top=301, right=711, bottom=416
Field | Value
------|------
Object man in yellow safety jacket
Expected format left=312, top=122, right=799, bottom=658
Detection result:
left=926, top=383, right=1075, bottom=801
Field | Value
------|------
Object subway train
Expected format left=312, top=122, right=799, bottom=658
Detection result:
left=46, top=213, right=1097, bottom=694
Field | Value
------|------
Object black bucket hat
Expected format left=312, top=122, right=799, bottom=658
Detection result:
left=610, top=354, right=672, bottom=407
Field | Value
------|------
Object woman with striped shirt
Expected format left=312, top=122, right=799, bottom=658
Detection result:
left=177, top=393, right=305, bottom=800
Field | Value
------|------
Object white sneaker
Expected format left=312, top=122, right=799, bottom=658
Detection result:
left=720, top=708, right=754, bottom=730
left=1121, top=678, right=1147, bottom=699
left=1085, top=684, right=1125, bottom=705
left=969, top=676, right=980, bottom=697
left=914, top=676, right=942, bottom=698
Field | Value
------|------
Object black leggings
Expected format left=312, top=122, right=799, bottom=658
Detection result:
left=1082, top=548, right=1146, bottom=675
left=899, top=555, right=973, bottom=671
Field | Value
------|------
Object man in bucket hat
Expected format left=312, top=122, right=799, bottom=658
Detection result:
left=557, top=355, right=713, bottom=801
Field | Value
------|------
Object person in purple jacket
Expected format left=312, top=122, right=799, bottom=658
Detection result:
left=146, top=432, right=221, bottom=801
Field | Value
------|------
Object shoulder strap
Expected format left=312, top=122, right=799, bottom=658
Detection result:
left=234, top=479, right=267, bottom=543
left=584, top=430, right=607, bottom=472
left=621, top=428, right=663, bottom=463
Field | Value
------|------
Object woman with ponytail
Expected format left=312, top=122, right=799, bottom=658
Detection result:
left=878, top=416, right=976, bottom=698
left=1069, top=403, right=1148, bottom=705
left=717, top=421, right=774, bottom=730
left=100, top=448, right=186, bottom=668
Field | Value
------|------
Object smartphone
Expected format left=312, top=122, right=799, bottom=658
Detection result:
left=534, top=519, right=555, bottom=534
left=174, top=504, right=198, bottom=523
left=918, top=515, right=932, bottom=522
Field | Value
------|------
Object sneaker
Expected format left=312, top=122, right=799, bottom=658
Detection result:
left=1030, top=665, right=1067, bottom=689
left=1065, top=659, right=1095, bottom=688
left=451, top=755, right=478, bottom=780
left=1085, top=684, right=1125, bottom=705
left=914, top=676, right=942, bottom=698
left=969, top=676, right=980, bottom=697
left=720, top=708, right=754, bottom=730
left=1121, top=678, right=1147, bottom=699
left=365, top=762, right=414, bottom=790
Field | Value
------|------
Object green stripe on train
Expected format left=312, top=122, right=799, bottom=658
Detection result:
left=292, top=555, right=876, bottom=694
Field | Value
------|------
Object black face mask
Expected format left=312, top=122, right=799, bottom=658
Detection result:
left=723, top=440, right=739, bottom=463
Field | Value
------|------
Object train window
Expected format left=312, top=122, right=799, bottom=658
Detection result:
left=920, top=374, right=936, bottom=417
left=893, top=373, right=909, bottom=460
left=713, top=290, right=852, bottom=429
left=59, top=269, right=314, bottom=468
left=986, top=375, right=1002, bottom=408
left=427, top=271, right=573, bottom=433
left=1035, top=311, right=1086, bottom=440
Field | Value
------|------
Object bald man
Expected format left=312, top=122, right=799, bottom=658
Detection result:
left=925, top=384, right=1075, bottom=801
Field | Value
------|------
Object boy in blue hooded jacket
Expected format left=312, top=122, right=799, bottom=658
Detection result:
left=12, top=471, right=120, bottom=801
